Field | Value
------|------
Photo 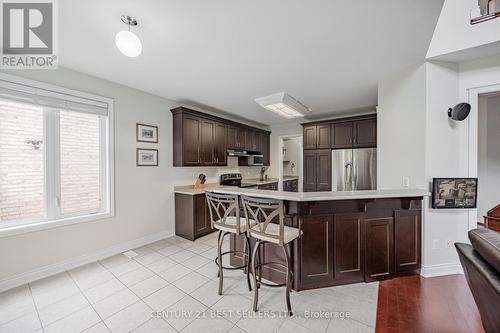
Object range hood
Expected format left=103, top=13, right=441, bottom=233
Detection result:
left=227, top=149, right=250, bottom=157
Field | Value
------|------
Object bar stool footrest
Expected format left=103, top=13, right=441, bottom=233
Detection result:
left=215, top=250, right=249, bottom=270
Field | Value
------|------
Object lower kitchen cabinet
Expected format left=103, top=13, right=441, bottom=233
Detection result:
left=394, top=210, right=421, bottom=273
left=334, top=213, right=365, bottom=284
left=365, top=217, right=394, bottom=281
left=175, top=193, right=214, bottom=241
left=299, top=214, right=335, bottom=288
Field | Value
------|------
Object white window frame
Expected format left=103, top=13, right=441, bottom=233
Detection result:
left=0, top=73, right=115, bottom=238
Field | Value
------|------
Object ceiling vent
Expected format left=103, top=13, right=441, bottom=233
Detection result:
left=255, top=92, right=311, bottom=119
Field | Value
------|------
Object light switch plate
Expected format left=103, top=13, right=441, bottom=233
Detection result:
left=402, top=177, right=410, bottom=188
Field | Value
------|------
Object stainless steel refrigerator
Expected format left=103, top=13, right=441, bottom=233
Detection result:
left=332, top=148, right=377, bottom=191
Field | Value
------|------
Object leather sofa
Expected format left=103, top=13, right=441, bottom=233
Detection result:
left=455, top=228, right=500, bottom=333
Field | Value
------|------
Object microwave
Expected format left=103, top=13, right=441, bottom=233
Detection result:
left=247, top=155, right=264, bottom=166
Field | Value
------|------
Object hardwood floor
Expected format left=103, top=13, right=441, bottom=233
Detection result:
left=376, top=274, right=485, bottom=333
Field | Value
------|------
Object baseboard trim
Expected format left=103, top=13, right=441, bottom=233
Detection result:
left=0, top=229, right=174, bottom=293
left=420, top=263, right=464, bottom=278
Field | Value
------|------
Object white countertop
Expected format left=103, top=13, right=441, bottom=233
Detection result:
left=210, top=187, right=430, bottom=201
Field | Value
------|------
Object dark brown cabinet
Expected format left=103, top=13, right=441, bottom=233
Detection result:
left=303, top=149, right=331, bottom=192
left=334, top=213, right=365, bottom=284
left=201, top=120, right=215, bottom=165
left=303, top=124, right=331, bottom=149
left=300, top=214, right=334, bottom=288
left=172, top=107, right=271, bottom=167
left=175, top=193, right=214, bottom=241
left=394, top=210, right=421, bottom=273
left=353, top=118, right=377, bottom=148
left=332, top=122, right=354, bottom=149
left=214, top=122, right=227, bottom=165
left=365, top=217, right=394, bottom=281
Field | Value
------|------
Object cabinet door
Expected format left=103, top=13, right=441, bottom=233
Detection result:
left=303, top=125, right=317, bottom=149
left=261, top=133, right=270, bottom=166
left=316, top=124, right=331, bottom=149
left=394, top=210, right=421, bottom=273
left=236, top=127, right=246, bottom=149
left=300, top=214, right=334, bottom=288
left=227, top=125, right=237, bottom=149
left=303, top=150, right=317, bottom=192
left=194, top=194, right=211, bottom=237
left=332, top=122, right=353, bottom=149
left=201, top=120, right=215, bottom=165
left=365, top=217, right=394, bottom=281
left=316, top=149, right=332, bottom=191
left=245, top=130, right=257, bottom=151
left=214, top=122, right=227, bottom=165
left=354, top=119, right=376, bottom=148
left=334, top=213, right=365, bottom=284
left=182, top=116, right=201, bottom=165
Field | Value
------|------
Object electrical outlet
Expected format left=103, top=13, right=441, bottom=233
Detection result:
left=432, top=239, right=439, bottom=250
left=402, top=176, right=410, bottom=188
left=445, top=239, right=452, bottom=249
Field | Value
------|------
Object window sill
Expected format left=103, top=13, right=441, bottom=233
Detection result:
left=0, top=212, right=114, bottom=238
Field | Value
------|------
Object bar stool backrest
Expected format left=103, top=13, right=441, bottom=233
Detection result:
left=241, top=195, right=284, bottom=245
left=206, top=192, right=242, bottom=234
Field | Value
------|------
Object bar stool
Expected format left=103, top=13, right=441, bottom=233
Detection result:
left=241, top=195, right=301, bottom=316
left=206, top=192, right=255, bottom=295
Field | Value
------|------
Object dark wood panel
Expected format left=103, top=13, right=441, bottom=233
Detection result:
left=194, top=194, right=211, bottom=236
left=334, top=212, right=365, bottom=284
left=236, top=127, right=246, bottom=149
left=182, top=116, right=201, bottom=165
left=260, top=133, right=270, bottom=166
left=365, top=217, right=394, bottom=281
left=303, top=150, right=317, bottom=192
left=394, top=210, right=421, bottom=273
left=283, top=179, right=298, bottom=192
left=214, top=122, right=227, bottom=165
left=300, top=214, right=334, bottom=288
left=175, top=193, right=195, bottom=241
left=303, top=125, right=317, bottom=149
left=332, top=122, right=353, bottom=149
left=354, top=118, right=377, bottom=148
left=316, top=124, right=331, bottom=149
left=316, top=149, right=331, bottom=191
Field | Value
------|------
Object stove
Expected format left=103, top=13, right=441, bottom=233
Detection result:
left=220, top=173, right=242, bottom=187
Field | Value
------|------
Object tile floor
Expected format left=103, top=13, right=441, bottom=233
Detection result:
left=0, top=233, right=378, bottom=333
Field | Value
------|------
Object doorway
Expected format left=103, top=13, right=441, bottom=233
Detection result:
left=477, top=91, right=500, bottom=225
left=278, top=135, right=303, bottom=192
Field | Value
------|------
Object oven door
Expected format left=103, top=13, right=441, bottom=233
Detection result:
left=247, top=155, right=264, bottom=166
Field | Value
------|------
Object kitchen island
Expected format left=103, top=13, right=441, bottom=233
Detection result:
left=211, top=187, right=429, bottom=290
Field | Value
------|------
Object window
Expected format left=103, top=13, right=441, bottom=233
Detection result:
left=0, top=74, right=114, bottom=235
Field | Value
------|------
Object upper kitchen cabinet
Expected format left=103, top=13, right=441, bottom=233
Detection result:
left=171, top=107, right=271, bottom=167
left=303, top=124, right=331, bottom=149
left=353, top=118, right=376, bottom=148
left=303, top=114, right=377, bottom=150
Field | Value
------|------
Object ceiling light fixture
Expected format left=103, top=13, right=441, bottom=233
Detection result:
left=255, top=92, right=311, bottom=119
left=115, top=15, right=142, bottom=57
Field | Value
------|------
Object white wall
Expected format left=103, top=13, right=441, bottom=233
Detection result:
left=427, top=0, right=500, bottom=59
left=0, top=67, right=264, bottom=284
left=268, top=122, right=303, bottom=179
left=377, top=64, right=427, bottom=189
left=477, top=95, right=500, bottom=220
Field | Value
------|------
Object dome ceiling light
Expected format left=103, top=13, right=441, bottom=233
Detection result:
left=115, top=15, right=142, bottom=58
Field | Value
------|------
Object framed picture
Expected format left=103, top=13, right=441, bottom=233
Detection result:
left=136, top=148, right=158, bottom=166
left=432, top=178, right=478, bottom=209
left=136, top=123, right=158, bottom=143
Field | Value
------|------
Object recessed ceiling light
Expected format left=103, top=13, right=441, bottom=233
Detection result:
left=115, top=15, right=142, bottom=58
left=255, top=92, right=311, bottom=119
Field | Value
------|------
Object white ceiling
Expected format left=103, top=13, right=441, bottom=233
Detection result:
left=59, top=0, right=443, bottom=125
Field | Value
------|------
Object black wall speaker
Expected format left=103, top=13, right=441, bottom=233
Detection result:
left=448, top=103, right=471, bottom=121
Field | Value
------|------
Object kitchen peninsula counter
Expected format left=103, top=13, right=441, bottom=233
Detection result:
left=217, top=187, right=428, bottom=290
